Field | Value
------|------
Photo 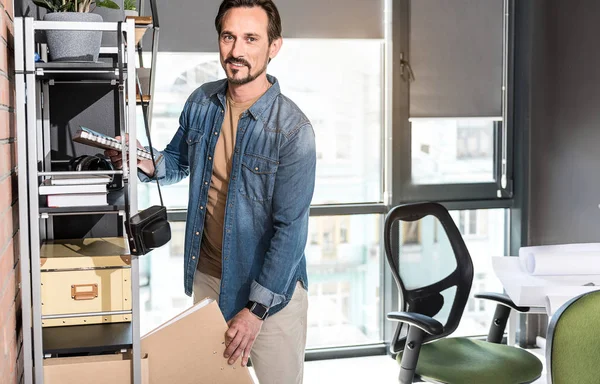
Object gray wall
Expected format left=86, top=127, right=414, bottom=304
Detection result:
left=526, top=0, right=600, bottom=245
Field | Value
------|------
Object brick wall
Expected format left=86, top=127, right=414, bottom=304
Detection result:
left=0, top=0, right=23, bottom=383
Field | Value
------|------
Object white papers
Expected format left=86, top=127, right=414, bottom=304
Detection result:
left=519, top=243, right=600, bottom=255
left=39, top=179, right=107, bottom=195
left=47, top=193, right=107, bottom=207
left=492, top=256, right=600, bottom=308
left=519, top=243, right=600, bottom=275
left=522, top=252, right=600, bottom=275
left=49, top=174, right=111, bottom=185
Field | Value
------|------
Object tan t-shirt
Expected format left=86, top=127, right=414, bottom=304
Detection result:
left=197, top=93, right=261, bottom=279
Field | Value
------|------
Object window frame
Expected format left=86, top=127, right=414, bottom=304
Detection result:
left=392, top=0, right=515, bottom=206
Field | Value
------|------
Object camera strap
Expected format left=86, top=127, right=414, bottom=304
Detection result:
left=117, top=22, right=166, bottom=254
left=135, top=67, right=164, bottom=207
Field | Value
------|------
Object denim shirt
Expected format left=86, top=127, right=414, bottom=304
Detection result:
left=139, top=75, right=316, bottom=321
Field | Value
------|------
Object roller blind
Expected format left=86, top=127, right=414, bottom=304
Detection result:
left=143, top=0, right=385, bottom=53
left=409, top=0, right=504, bottom=118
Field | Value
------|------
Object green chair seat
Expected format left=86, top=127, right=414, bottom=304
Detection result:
left=397, top=338, right=543, bottom=384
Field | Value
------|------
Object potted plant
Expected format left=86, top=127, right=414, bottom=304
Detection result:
left=33, top=0, right=120, bottom=62
left=123, top=0, right=138, bottom=17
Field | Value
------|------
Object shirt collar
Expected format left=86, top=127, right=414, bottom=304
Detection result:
left=213, top=74, right=280, bottom=120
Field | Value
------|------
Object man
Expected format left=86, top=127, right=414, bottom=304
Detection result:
left=106, top=1, right=315, bottom=383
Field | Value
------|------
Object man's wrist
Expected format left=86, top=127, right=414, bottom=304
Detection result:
left=245, top=301, right=269, bottom=320
left=139, top=161, right=155, bottom=178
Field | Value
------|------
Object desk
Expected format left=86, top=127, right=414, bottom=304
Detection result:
left=492, top=256, right=600, bottom=315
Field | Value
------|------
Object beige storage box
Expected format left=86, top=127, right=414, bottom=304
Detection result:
left=44, top=353, right=149, bottom=384
left=40, top=237, right=132, bottom=327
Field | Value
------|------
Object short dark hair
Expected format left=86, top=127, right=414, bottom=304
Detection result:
left=215, top=0, right=282, bottom=44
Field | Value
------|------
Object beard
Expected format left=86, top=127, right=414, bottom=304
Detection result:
left=224, top=53, right=269, bottom=85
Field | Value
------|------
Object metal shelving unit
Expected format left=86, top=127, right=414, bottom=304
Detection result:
left=14, top=17, right=143, bottom=384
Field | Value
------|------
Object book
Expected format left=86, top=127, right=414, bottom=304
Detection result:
left=49, top=174, right=111, bottom=186
left=73, top=126, right=153, bottom=160
left=141, top=299, right=255, bottom=384
left=47, top=193, right=108, bottom=207
left=39, top=179, right=107, bottom=195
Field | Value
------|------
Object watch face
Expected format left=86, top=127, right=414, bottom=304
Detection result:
left=251, top=303, right=268, bottom=319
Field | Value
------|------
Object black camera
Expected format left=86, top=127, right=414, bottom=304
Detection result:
left=126, top=205, right=171, bottom=256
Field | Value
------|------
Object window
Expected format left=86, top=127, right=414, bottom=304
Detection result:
left=453, top=209, right=506, bottom=337
left=457, top=124, right=494, bottom=160
left=459, top=210, right=489, bottom=237
left=310, top=231, right=320, bottom=245
left=140, top=222, right=192, bottom=335
left=306, top=215, right=382, bottom=348
left=478, top=300, right=486, bottom=311
left=138, top=39, right=385, bottom=209
left=401, top=221, right=421, bottom=245
left=137, top=53, right=222, bottom=210
left=468, top=299, right=475, bottom=312
left=168, top=220, right=186, bottom=257
left=410, top=119, right=496, bottom=185
left=395, top=0, right=511, bottom=203
left=339, top=219, right=349, bottom=244
left=269, top=40, right=384, bottom=205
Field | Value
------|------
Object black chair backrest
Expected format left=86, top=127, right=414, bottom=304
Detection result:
left=384, top=202, right=474, bottom=353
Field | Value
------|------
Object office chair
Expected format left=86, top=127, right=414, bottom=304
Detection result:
left=546, top=290, right=600, bottom=383
left=384, top=202, right=543, bottom=384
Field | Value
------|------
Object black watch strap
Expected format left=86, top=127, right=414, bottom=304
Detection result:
left=245, top=301, right=269, bottom=320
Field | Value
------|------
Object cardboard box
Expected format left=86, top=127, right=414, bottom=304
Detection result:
left=142, top=298, right=255, bottom=384
left=42, top=287, right=254, bottom=383
left=43, top=353, right=149, bottom=384
left=40, top=237, right=132, bottom=327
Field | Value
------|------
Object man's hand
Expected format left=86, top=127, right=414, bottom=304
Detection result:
left=223, top=308, right=264, bottom=367
left=104, top=134, right=155, bottom=176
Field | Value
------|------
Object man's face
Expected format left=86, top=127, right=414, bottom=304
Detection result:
left=219, top=6, right=280, bottom=86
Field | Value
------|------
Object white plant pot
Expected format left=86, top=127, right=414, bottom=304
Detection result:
left=124, top=10, right=139, bottom=18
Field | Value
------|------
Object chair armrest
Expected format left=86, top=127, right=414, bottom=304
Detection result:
left=474, top=292, right=530, bottom=313
left=387, top=311, right=443, bottom=335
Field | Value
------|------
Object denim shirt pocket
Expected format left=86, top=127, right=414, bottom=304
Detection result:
left=186, top=129, right=204, bottom=145
left=186, top=129, right=204, bottom=166
left=239, top=153, right=279, bottom=202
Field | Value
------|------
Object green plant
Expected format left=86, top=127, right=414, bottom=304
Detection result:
left=33, top=0, right=120, bottom=12
left=124, top=0, right=136, bottom=11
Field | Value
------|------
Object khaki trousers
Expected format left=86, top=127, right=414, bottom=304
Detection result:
left=193, top=270, right=308, bottom=384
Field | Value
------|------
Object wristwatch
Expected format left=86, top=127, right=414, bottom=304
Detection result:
left=245, top=301, right=269, bottom=320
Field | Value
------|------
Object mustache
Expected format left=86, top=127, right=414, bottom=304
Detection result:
left=226, top=57, right=251, bottom=68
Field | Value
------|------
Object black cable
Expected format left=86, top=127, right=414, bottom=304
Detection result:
left=136, top=74, right=164, bottom=206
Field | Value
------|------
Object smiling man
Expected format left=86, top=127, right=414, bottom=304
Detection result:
left=107, top=0, right=316, bottom=383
